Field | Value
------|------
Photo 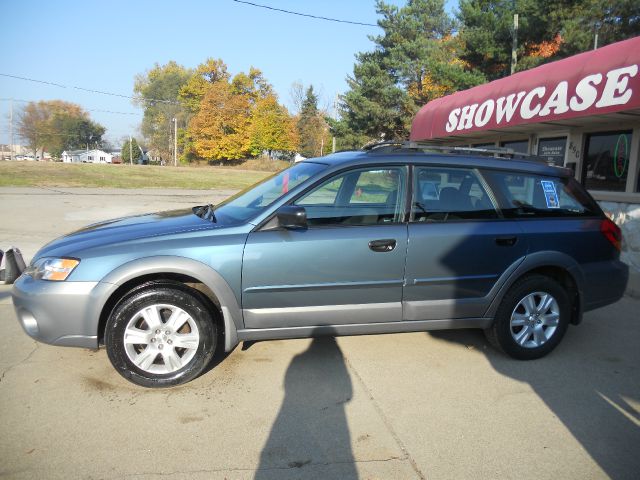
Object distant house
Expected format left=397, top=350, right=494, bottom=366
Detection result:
left=61, top=149, right=113, bottom=164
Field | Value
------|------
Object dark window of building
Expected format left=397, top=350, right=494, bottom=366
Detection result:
left=472, top=142, right=495, bottom=148
left=538, top=137, right=567, bottom=166
left=500, top=140, right=529, bottom=154
left=583, top=131, right=632, bottom=192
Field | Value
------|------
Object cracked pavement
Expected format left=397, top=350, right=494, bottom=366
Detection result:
left=1, top=187, right=639, bottom=479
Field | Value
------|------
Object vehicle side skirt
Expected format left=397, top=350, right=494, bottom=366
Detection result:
left=236, top=317, right=492, bottom=342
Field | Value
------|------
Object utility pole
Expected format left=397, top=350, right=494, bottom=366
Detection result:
left=9, top=99, right=14, bottom=161
left=594, top=21, right=601, bottom=50
left=173, top=118, right=177, bottom=167
left=510, top=13, right=519, bottom=75
left=332, top=95, right=337, bottom=153
left=129, top=134, right=133, bottom=166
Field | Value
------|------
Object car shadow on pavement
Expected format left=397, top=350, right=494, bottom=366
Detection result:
left=428, top=318, right=640, bottom=480
left=254, top=335, right=358, bottom=480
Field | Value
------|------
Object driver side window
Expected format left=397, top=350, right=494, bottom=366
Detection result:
left=296, top=167, right=406, bottom=226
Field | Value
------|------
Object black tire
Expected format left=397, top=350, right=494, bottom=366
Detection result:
left=105, top=282, right=217, bottom=388
left=485, top=274, right=570, bottom=360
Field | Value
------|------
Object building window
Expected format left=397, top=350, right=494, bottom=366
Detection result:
left=88, top=156, right=93, bottom=161
left=100, top=156, right=105, bottom=161
left=538, top=137, right=567, bottom=166
left=472, top=142, right=495, bottom=148
left=500, top=140, right=528, bottom=154
left=583, top=130, right=632, bottom=192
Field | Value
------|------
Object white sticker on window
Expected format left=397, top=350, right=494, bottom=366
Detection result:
left=541, top=180, right=560, bottom=208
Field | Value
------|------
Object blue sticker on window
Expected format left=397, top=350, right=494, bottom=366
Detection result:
left=540, top=180, right=560, bottom=208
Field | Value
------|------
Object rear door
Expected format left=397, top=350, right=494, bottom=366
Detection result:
left=404, top=166, right=528, bottom=320
left=242, top=166, right=409, bottom=329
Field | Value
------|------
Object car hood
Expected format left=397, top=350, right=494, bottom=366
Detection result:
left=34, top=208, right=220, bottom=260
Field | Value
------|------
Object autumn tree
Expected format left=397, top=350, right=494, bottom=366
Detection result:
left=121, top=137, right=142, bottom=163
left=134, top=61, right=191, bottom=161
left=182, top=61, right=293, bottom=162
left=249, top=95, right=298, bottom=157
left=188, top=81, right=252, bottom=160
left=231, top=67, right=274, bottom=105
left=18, top=100, right=105, bottom=158
left=179, top=58, right=230, bottom=114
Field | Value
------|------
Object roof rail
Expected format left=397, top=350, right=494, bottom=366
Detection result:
left=362, top=140, right=537, bottom=161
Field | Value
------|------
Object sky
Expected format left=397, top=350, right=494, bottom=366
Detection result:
left=0, top=0, right=456, bottom=147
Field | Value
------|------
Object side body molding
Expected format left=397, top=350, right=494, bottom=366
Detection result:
left=98, top=256, right=242, bottom=352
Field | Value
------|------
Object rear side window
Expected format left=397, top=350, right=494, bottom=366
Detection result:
left=411, top=167, right=498, bottom=222
left=482, top=170, right=600, bottom=218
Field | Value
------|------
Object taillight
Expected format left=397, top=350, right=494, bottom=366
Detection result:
left=600, top=218, right=622, bottom=252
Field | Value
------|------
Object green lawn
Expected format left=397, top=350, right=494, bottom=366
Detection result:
left=0, top=161, right=274, bottom=190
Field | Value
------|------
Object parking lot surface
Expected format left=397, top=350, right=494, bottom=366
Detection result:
left=1, top=187, right=639, bottom=479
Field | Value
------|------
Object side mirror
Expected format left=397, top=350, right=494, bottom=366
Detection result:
left=276, top=205, right=307, bottom=230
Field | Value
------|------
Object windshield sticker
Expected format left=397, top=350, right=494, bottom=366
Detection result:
left=541, top=180, right=560, bottom=208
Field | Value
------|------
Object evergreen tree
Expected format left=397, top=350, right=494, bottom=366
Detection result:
left=339, top=0, right=483, bottom=141
left=122, top=137, right=142, bottom=163
left=297, top=86, right=327, bottom=158
left=458, top=0, right=640, bottom=80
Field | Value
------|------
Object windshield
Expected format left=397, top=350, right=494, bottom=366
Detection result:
left=206, top=162, right=326, bottom=225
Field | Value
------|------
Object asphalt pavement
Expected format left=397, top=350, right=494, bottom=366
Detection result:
left=0, top=187, right=638, bottom=479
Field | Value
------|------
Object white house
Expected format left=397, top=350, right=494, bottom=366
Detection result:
left=61, top=149, right=113, bottom=164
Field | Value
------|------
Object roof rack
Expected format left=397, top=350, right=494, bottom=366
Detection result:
left=361, top=140, right=538, bottom=161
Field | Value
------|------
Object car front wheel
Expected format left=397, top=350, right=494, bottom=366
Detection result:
left=485, top=274, right=570, bottom=360
left=105, top=282, right=217, bottom=387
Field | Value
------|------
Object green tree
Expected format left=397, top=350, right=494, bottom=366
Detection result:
left=121, top=137, right=142, bottom=163
left=339, top=0, right=482, bottom=142
left=548, top=0, right=640, bottom=56
left=296, top=86, right=329, bottom=157
left=134, top=61, right=191, bottom=162
left=458, top=0, right=640, bottom=80
left=18, top=100, right=105, bottom=158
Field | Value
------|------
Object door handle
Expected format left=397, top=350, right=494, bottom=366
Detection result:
left=495, top=236, right=518, bottom=247
left=369, top=239, right=397, bottom=252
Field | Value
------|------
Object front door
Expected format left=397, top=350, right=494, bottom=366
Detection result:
left=242, top=166, right=408, bottom=329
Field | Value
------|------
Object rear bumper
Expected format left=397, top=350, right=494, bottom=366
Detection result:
left=11, top=274, right=106, bottom=348
left=582, top=259, right=629, bottom=312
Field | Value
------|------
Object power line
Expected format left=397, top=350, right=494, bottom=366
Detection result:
left=231, top=0, right=378, bottom=27
left=0, top=98, right=141, bottom=116
left=0, top=72, right=180, bottom=105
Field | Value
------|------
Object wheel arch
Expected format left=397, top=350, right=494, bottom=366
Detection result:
left=485, top=252, right=584, bottom=325
left=95, top=256, right=241, bottom=352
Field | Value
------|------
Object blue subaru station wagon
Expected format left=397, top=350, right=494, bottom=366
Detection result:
left=12, top=143, right=628, bottom=387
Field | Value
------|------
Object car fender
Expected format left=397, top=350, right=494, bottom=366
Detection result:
left=483, top=251, right=585, bottom=320
left=96, top=255, right=241, bottom=352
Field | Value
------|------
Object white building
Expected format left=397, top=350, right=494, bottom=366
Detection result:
left=61, top=149, right=113, bottom=164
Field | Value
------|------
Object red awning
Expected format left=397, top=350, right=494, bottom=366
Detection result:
left=410, top=36, right=640, bottom=141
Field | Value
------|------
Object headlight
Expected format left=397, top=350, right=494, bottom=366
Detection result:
left=25, top=258, right=80, bottom=281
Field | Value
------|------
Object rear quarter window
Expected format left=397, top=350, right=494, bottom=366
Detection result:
left=482, top=170, right=601, bottom=218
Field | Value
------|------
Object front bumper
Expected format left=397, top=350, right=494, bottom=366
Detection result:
left=11, top=274, right=108, bottom=348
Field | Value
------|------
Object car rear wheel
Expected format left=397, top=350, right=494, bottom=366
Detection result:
left=485, top=274, right=570, bottom=360
left=105, top=282, right=217, bottom=387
